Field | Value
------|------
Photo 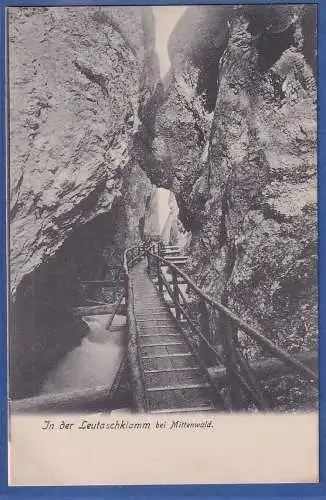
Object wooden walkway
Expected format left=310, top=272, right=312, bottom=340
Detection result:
left=129, top=259, right=218, bottom=413
left=11, top=242, right=318, bottom=414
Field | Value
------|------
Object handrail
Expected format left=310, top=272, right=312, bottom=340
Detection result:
left=10, top=385, right=115, bottom=413
left=209, top=350, right=318, bottom=384
left=123, top=241, right=152, bottom=412
left=123, top=243, right=147, bottom=274
left=149, top=251, right=318, bottom=384
left=125, top=276, right=147, bottom=412
left=158, top=269, right=226, bottom=408
left=160, top=271, right=224, bottom=365
left=11, top=241, right=155, bottom=414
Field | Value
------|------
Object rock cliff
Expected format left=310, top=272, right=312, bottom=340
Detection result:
left=145, top=5, right=317, bottom=362
left=9, top=6, right=159, bottom=397
left=9, top=5, right=318, bottom=406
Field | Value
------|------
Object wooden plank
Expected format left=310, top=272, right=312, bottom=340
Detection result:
left=150, top=406, right=215, bottom=414
left=81, top=280, right=124, bottom=286
left=145, top=370, right=207, bottom=389
left=146, top=386, right=216, bottom=411
left=135, top=322, right=175, bottom=326
left=73, top=304, right=126, bottom=316
left=163, top=259, right=188, bottom=264
left=162, top=250, right=182, bottom=256
left=142, top=354, right=198, bottom=372
left=136, top=312, right=171, bottom=316
left=129, top=258, right=220, bottom=412
left=139, top=334, right=183, bottom=347
left=147, top=383, right=211, bottom=392
left=141, top=344, right=189, bottom=357
left=142, top=353, right=194, bottom=359
left=141, top=341, right=184, bottom=347
left=139, top=333, right=180, bottom=338
left=144, top=367, right=200, bottom=374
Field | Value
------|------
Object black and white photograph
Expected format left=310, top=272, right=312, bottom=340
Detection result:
left=8, top=4, right=317, bottom=418
left=7, top=2, right=319, bottom=486
left=7, top=6, right=319, bottom=485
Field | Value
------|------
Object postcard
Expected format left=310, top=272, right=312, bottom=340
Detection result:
left=7, top=4, right=318, bottom=485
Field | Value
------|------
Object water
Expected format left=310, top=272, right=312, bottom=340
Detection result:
left=40, top=314, right=126, bottom=395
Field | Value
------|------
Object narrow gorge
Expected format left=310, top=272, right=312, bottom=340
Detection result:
left=9, top=6, right=161, bottom=397
left=9, top=5, right=317, bottom=410
left=142, top=5, right=317, bottom=408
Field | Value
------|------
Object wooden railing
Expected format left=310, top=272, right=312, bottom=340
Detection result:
left=11, top=241, right=150, bottom=414
left=147, top=244, right=318, bottom=411
left=123, top=242, right=153, bottom=412
left=11, top=239, right=317, bottom=413
left=11, top=263, right=133, bottom=413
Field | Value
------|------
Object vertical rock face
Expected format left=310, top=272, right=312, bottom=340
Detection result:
left=8, top=5, right=318, bottom=400
left=9, top=6, right=158, bottom=293
left=147, top=5, right=317, bottom=354
left=9, top=6, right=159, bottom=397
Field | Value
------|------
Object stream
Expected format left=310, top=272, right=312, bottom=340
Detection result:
left=40, top=314, right=126, bottom=395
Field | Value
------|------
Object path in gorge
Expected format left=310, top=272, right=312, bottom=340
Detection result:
left=39, top=8, right=186, bottom=399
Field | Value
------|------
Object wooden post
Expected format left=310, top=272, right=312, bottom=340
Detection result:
left=147, top=251, right=151, bottom=274
left=172, top=268, right=181, bottom=322
left=198, top=299, right=216, bottom=367
left=124, top=272, right=129, bottom=309
left=146, top=244, right=152, bottom=274
left=127, top=281, right=146, bottom=412
left=106, top=292, right=125, bottom=330
left=221, top=312, right=242, bottom=411
left=157, top=260, right=163, bottom=294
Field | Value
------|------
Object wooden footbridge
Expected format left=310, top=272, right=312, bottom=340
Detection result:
left=124, top=242, right=318, bottom=413
left=11, top=241, right=318, bottom=413
left=128, top=258, right=220, bottom=413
